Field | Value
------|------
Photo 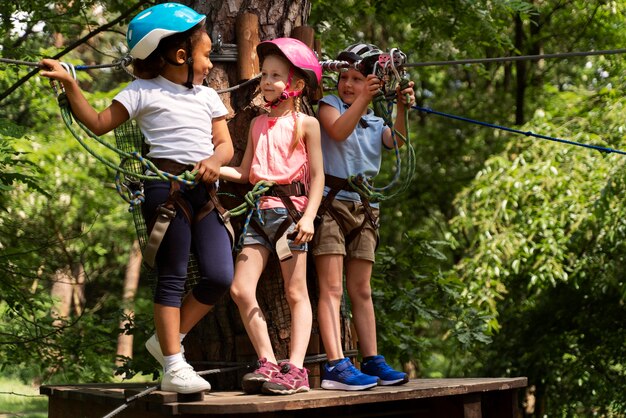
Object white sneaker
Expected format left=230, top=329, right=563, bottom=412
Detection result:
left=145, top=334, right=185, bottom=367
left=160, top=363, right=211, bottom=394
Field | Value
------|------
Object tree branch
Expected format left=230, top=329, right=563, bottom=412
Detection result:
left=0, top=0, right=150, bottom=103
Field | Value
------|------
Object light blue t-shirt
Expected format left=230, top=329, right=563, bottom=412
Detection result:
left=318, top=94, right=387, bottom=203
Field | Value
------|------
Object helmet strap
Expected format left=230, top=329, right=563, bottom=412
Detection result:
left=263, top=67, right=302, bottom=108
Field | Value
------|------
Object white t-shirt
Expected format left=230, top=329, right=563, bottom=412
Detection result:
left=114, top=76, right=228, bottom=165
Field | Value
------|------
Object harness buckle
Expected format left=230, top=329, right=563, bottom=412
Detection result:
left=156, top=204, right=176, bottom=219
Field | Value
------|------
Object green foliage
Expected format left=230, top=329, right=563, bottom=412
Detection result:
left=0, top=53, right=144, bottom=383
left=449, top=71, right=626, bottom=415
left=372, top=230, right=493, bottom=374
left=0, top=120, right=44, bottom=209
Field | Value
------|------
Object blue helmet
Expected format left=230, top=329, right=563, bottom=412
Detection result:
left=127, top=3, right=206, bottom=60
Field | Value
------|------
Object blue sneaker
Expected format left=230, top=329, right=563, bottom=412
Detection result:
left=361, top=355, right=409, bottom=386
left=321, top=358, right=379, bottom=391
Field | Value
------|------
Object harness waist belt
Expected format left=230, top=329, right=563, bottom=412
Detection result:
left=149, top=158, right=194, bottom=176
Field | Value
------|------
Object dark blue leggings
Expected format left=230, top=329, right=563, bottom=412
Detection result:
left=143, top=181, right=234, bottom=308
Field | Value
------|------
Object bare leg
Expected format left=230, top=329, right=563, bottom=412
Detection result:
left=315, top=253, right=346, bottom=361
left=345, top=258, right=377, bottom=357
left=179, top=292, right=213, bottom=334
left=229, top=245, right=276, bottom=363
left=279, top=251, right=312, bottom=368
left=154, top=304, right=181, bottom=356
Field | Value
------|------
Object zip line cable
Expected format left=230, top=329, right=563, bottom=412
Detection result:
left=0, top=0, right=149, bottom=103
left=404, top=48, right=626, bottom=68
left=4, top=46, right=626, bottom=75
left=413, top=104, right=626, bottom=156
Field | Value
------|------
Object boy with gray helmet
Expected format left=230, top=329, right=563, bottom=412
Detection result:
left=313, top=42, right=415, bottom=391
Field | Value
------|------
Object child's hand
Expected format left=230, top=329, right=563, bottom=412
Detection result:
left=360, top=74, right=383, bottom=102
left=194, top=156, right=220, bottom=184
left=396, top=80, right=416, bottom=107
left=39, top=59, right=74, bottom=84
left=291, top=215, right=315, bottom=245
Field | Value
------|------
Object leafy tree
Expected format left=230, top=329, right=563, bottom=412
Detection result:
left=449, top=62, right=626, bottom=415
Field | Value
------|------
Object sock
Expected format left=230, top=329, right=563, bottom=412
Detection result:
left=327, top=358, right=343, bottom=369
left=179, top=333, right=187, bottom=343
left=163, top=352, right=186, bottom=373
left=362, top=356, right=377, bottom=363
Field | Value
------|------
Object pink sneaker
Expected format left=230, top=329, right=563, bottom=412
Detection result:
left=241, top=358, right=281, bottom=394
left=261, top=362, right=310, bottom=395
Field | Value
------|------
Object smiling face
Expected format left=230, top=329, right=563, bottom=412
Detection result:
left=260, top=54, right=292, bottom=102
left=191, top=31, right=213, bottom=85
left=337, top=68, right=366, bottom=105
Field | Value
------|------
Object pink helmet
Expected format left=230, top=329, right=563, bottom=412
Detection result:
left=257, top=37, right=322, bottom=91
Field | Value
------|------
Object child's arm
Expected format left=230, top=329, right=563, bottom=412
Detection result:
left=318, top=74, right=382, bottom=141
left=39, top=59, right=129, bottom=135
left=292, top=115, right=323, bottom=244
left=219, top=119, right=255, bottom=184
left=194, top=116, right=234, bottom=183
left=382, top=80, right=415, bottom=149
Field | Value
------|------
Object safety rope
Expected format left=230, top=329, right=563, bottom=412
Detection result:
left=412, top=104, right=626, bottom=156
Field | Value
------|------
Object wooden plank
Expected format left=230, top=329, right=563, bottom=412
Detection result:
left=144, top=378, right=527, bottom=415
left=463, top=393, right=482, bottom=418
left=42, top=377, right=527, bottom=417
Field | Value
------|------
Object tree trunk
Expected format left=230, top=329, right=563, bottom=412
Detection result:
left=116, top=240, right=142, bottom=369
left=50, top=268, right=73, bottom=326
left=175, top=0, right=355, bottom=390
left=514, top=12, right=526, bottom=125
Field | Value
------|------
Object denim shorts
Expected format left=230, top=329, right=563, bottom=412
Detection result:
left=242, top=208, right=307, bottom=252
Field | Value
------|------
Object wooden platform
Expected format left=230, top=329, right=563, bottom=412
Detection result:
left=41, top=377, right=527, bottom=418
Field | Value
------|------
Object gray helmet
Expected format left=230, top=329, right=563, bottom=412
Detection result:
left=337, top=43, right=382, bottom=61
left=336, top=43, right=383, bottom=75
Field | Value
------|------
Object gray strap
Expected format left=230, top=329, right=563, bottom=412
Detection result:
left=143, top=207, right=175, bottom=268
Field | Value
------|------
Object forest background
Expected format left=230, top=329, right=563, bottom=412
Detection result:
left=1, top=0, right=625, bottom=417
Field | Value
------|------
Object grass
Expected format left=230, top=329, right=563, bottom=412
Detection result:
left=0, top=378, right=47, bottom=418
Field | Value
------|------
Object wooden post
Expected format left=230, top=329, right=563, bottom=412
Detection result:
left=236, top=13, right=260, bottom=81
left=291, top=25, right=323, bottom=101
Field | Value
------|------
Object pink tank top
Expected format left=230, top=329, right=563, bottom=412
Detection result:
left=249, top=112, right=309, bottom=211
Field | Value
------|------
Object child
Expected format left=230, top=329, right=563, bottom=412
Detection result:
left=39, top=3, right=234, bottom=394
left=312, top=43, right=415, bottom=391
left=220, top=37, right=323, bottom=395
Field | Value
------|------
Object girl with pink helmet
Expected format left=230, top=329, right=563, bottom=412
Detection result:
left=220, top=37, right=324, bottom=395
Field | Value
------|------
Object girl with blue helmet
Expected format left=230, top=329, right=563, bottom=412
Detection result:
left=40, top=3, right=234, bottom=394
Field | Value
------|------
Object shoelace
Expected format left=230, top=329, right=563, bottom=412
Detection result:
left=172, top=364, right=196, bottom=380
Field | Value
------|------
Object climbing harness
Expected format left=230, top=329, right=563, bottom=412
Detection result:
left=318, top=175, right=380, bottom=248
left=46, top=65, right=242, bottom=274
left=249, top=182, right=306, bottom=261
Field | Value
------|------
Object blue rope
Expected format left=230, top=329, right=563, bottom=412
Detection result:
left=412, top=105, right=626, bottom=156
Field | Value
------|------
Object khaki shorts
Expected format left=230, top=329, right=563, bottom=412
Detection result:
left=312, top=199, right=379, bottom=262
